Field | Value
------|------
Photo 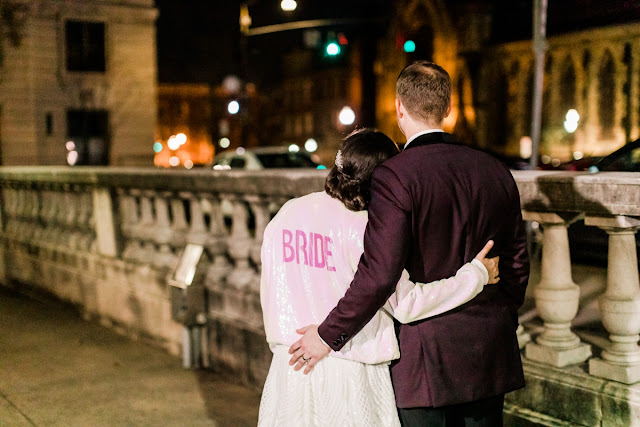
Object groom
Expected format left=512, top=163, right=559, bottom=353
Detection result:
left=289, top=60, right=530, bottom=425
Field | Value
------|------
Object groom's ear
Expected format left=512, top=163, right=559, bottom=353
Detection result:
left=395, top=98, right=403, bottom=119
left=444, top=100, right=452, bottom=118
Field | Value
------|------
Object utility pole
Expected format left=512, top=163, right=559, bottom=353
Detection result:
left=529, top=0, right=548, bottom=170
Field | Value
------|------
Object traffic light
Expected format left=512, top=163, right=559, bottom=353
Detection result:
left=326, top=42, right=340, bottom=56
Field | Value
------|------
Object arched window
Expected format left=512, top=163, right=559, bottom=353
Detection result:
left=598, top=51, right=615, bottom=138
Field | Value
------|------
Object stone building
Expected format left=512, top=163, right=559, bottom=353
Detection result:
left=372, top=0, right=640, bottom=163
left=0, top=0, right=158, bottom=166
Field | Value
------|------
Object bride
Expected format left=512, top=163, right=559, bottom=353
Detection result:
left=258, top=129, right=499, bottom=426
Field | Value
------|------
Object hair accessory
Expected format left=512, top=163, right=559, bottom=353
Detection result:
left=335, top=150, right=344, bottom=172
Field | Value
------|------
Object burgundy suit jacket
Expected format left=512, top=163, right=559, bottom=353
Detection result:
left=318, top=132, right=530, bottom=408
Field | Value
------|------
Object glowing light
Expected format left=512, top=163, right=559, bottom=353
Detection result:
left=236, top=147, right=246, bottom=155
left=566, top=109, right=580, bottom=123
left=573, top=151, right=584, bottom=160
left=153, top=142, right=163, bottom=153
left=281, top=0, right=297, bottom=11
left=551, top=158, right=561, bottom=167
left=168, top=135, right=180, bottom=150
left=403, top=40, right=416, bottom=53
left=213, top=165, right=231, bottom=170
left=219, top=137, right=230, bottom=148
left=338, top=106, right=356, bottom=125
left=66, top=141, right=76, bottom=151
left=326, top=42, right=340, bottom=56
left=541, top=155, right=551, bottom=164
left=289, top=144, right=300, bottom=153
left=228, top=100, right=240, bottom=115
left=169, top=156, right=180, bottom=167
left=184, top=159, right=194, bottom=169
left=316, top=165, right=327, bottom=170
left=519, top=136, right=532, bottom=159
left=176, top=133, right=187, bottom=145
left=67, top=150, right=78, bottom=166
left=564, top=109, right=579, bottom=133
left=304, top=138, right=318, bottom=152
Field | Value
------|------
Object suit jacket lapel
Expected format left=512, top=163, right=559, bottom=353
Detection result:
left=404, top=132, right=458, bottom=150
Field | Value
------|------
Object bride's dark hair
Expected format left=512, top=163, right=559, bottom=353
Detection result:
left=325, top=128, right=399, bottom=211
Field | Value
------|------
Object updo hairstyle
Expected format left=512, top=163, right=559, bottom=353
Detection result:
left=325, top=128, right=399, bottom=211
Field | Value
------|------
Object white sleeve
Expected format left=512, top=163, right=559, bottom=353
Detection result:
left=383, top=259, right=489, bottom=324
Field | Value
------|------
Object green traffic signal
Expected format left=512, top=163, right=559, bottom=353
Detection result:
left=326, top=42, right=340, bottom=56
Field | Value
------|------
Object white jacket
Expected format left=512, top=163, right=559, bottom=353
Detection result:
left=260, top=191, right=488, bottom=364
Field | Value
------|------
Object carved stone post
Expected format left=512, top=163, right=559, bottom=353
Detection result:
left=152, top=192, right=176, bottom=269
left=203, top=194, right=231, bottom=288
left=587, top=215, right=640, bottom=384
left=226, top=195, right=254, bottom=290
left=523, top=211, right=592, bottom=366
left=246, top=196, right=270, bottom=294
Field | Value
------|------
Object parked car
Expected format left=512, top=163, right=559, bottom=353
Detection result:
left=211, top=147, right=322, bottom=170
left=566, top=138, right=640, bottom=265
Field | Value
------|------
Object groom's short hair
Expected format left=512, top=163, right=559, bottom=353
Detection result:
left=396, top=60, right=451, bottom=126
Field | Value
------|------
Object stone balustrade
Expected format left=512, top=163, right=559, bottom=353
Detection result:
left=0, top=167, right=639, bottom=424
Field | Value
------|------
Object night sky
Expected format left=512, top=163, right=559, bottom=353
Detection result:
left=155, top=1, right=640, bottom=85
left=155, top=0, right=391, bottom=85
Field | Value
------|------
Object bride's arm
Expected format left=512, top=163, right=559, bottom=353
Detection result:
left=383, top=241, right=497, bottom=324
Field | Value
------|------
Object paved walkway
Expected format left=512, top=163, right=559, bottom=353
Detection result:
left=0, top=286, right=261, bottom=427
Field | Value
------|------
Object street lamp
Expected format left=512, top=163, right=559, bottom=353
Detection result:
left=281, top=0, right=297, bottom=12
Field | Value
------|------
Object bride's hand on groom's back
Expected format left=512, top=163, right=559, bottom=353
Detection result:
left=474, top=240, right=500, bottom=284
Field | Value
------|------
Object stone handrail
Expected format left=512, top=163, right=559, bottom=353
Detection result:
left=0, top=167, right=639, bottom=393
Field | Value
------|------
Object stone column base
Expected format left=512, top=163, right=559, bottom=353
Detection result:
left=525, top=341, right=592, bottom=367
left=589, top=357, right=640, bottom=384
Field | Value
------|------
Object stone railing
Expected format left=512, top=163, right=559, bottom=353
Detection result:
left=0, top=167, right=639, bottom=424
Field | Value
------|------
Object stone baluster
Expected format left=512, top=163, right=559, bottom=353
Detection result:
left=203, top=194, right=231, bottom=288
left=137, top=190, right=157, bottom=264
left=587, top=215, right=640, bottom=384
left=152, top=192, right=176, bottom=269
left=76, top=189, right=92, bottom=252
left=53, top=185, right=69, bottom=246
left=181, top=192, right=209, bottom=246
left=226, top=195, right=254, bottom=290
left=169, top=195, right=189, bottom=249
left=63, top=187, right=79, bottom=249
left=523, top=211, right=592, bottom=367
left=246, top=196, right=270, bottom=293
left=119, top=189, right=143, bottom=261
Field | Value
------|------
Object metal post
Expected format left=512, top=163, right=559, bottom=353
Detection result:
left=529, top=0, right=548, bottom=170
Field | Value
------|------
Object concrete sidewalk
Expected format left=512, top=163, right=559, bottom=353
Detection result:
left=0, top=286, right=261, bottom=426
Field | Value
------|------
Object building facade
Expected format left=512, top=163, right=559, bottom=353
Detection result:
left=0, top=0, right=158, bottom=166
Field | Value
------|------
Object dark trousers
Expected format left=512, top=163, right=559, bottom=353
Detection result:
left=397, top=394, right=504, bottom=427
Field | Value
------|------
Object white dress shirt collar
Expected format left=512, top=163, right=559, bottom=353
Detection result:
left=404, top=129, right=444, bottom=149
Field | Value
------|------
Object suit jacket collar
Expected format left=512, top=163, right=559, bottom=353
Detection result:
left=403, top=132, right=458, bottom=150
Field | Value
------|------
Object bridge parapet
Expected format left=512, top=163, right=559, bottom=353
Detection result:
left=1, top=167, right=639, bottom=423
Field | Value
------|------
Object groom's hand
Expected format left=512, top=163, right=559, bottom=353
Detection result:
left=288, top=325, right=331, bottom=374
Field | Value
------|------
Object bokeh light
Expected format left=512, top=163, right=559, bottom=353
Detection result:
left=304, top=138, right=318, bottom=152
left=228, top=100, right=240, bottom=115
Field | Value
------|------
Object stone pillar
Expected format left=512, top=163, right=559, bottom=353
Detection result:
left=587, top=215, right=640, bottom=384
left=92, top=188, right=117, bottom=257
left=523, top=211, right=592, bottom=366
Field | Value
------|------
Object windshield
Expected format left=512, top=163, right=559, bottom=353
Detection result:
left=255, top=152, right=318, bottom=168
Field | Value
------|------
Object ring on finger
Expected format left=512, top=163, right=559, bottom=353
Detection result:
left=301, top=355, right=309, bottom=362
